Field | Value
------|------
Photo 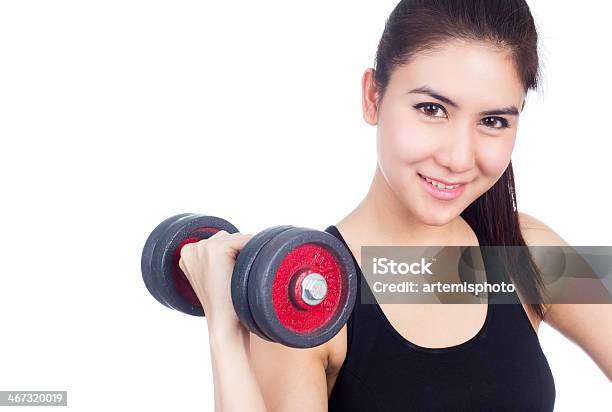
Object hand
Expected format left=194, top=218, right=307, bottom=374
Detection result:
left=178, top=230, right=253, bottom=328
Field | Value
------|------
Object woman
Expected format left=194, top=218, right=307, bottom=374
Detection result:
left=179, top=0, right=612, bottom=410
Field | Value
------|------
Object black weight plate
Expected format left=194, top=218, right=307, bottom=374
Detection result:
left=231, top=225, right=294, bottom=341
left=154, top=214, right=240, bottom=316
left=142, top=213, right=195, bottom=308
left=248, top=227, right=358, bottom=348
left=150, top=214, right=201, bottom=309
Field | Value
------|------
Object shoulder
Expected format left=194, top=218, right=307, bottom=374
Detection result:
left=517, top=211, right=570, bottom=247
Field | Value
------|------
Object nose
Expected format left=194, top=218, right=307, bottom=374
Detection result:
left=435, top=123, right=476, bottom=173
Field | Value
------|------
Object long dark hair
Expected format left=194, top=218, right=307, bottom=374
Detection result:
left=372, top=0, right=547, bottom=320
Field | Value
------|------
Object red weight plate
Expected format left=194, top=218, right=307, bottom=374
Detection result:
left=271, top=243, right=343, bottom=334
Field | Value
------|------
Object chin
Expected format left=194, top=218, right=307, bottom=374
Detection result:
left=398, top=199, right=455, bottom=226
left=419, top=210, right=458, bottom=227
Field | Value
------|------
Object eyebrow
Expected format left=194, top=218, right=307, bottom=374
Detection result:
left=408, top=85, right=520, bottom=116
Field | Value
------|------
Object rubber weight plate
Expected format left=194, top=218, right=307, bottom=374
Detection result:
left=149, top=214, right=203, bottom=310
left=232, top=225, right=294, bottom=342
left=141, top=213, right=195, bottom=308
left=153, top=214, right=239, bottom=316
left=247, top=228, right=358, bottom=348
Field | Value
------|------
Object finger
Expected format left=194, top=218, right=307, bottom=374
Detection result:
left=216, top=234, right=253, bottom=253
left=208, top=232, right=252, bottom=244
left=178, top=257, right=190, bottom=277
left=208, top=230, right=251, bottom=239
left=207, top=230, right=231, bottom=240
left=179, top=242, right=195, bottom=260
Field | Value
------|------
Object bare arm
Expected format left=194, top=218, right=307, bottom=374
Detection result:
left=206, top=319, right=268, bottom=412
left=248, top=332, right=330, bottom=412
left=544, top=303, right=612, bottom=380
left=519, top=212, right=612, bottom=381
left=205, top=317, right=331, bottom=411
left=180, top=231, right=330, bottom=411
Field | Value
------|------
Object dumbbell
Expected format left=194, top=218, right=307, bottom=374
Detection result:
left=141, top=213, right=358, bottom=348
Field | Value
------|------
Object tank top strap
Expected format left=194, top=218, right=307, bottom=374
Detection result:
left=324, top=225, right=363, bottom=354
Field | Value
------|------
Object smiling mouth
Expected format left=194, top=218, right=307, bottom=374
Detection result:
left=417, top=173, right=466, bottom=190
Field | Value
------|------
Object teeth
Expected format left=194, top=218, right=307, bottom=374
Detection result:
left=423, top=176, right=459, bottom=190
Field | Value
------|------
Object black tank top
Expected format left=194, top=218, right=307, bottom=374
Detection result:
left=325, top=225, right=555, bottom=411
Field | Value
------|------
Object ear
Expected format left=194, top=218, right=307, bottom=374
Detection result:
left=362, top=68, right=380, bottom=125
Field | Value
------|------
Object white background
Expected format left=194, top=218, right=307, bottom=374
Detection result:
left=1, top=0, right=610, bottom=410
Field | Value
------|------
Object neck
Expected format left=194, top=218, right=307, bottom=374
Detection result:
left=337, top=164, right=469, bottom=246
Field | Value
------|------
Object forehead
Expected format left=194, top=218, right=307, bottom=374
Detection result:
left=388, top=39, right=526, bottom=107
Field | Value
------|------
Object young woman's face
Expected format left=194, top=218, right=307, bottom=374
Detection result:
left=364, top=39, right=526, bottom=226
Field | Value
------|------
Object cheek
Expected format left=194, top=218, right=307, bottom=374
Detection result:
left=477, top=138, right=515, bottom=177
left=376, top=113, right=437, bottom=165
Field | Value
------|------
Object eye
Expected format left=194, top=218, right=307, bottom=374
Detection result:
left=480, top=116, right=510, bottom=129
left=413, top=102, right=447, bottom=118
